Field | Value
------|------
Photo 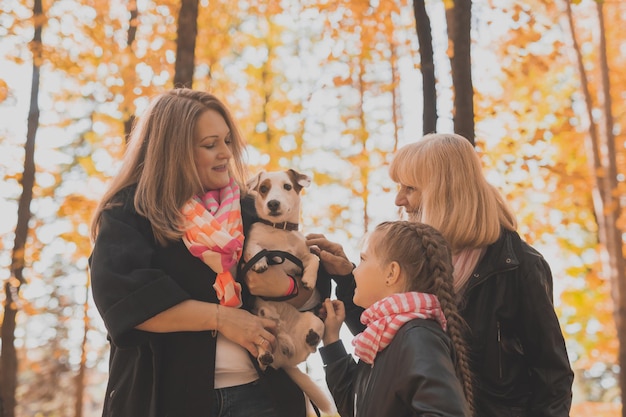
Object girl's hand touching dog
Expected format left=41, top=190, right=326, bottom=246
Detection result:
left=321, top=298, right=345, bottom=346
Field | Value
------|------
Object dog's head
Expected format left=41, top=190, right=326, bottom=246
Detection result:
left=246, top=169, right=311, bottom=223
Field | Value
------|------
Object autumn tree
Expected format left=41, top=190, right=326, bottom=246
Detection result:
left=302, top=0, right=413, bottom=237
left=565, top=0, right=626, bottom=412
left=122, top=0, right=139, bottom=138
left=446, top=0, right=474, bottom=143
left=173, top=0, right=199, bottom=88
left=412, top=0, right=436, bottom=134
left=3, top=2, right=626, bottom=416
left=0, top=1, right=43, bottom=416
left=473, top=0, right=622, bottom=413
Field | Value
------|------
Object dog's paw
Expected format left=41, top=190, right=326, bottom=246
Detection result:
left=281, top=344, right=294, bottom=358
left=278, top=334, right=295, bottom=359
left=301, top=277, right=315, bottom=290
left=259, top=351, right=274, bottom=366
left=270, top=255, right=284, bottom=264
left=305, top=329, right=321, bottom=346
left=301, top=271, right=317, bottom=290
left=252, top=258, right=269, bottom=273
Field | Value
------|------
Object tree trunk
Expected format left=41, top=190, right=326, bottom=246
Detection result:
left=123, top=1, right=139, bottom=140
left=412, top=0, right=436, bottom=134
left=73, top=273, right=91, bottom=417
left=450, top=0, right=474, bottom=142
left=565, top=1, right=625, bottom=412
left=390, top=41, right=401, bottom=152
left=448, top=0, right=474, bottom=144
left=173, top=0, right=199, bottom=88
left=357, top=58, right=370, bottom=234
left=0, top=0, right=43, bottom=416
left=261, top=64, right=273, bottom=147
left=595, top=2, right=626, bottom=413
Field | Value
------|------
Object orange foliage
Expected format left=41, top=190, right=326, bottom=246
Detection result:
left=571, top=402, right=621, bottom=417
left=477, top=0, right=620, bottom=380
left=2, top=0, right=626, bottom=413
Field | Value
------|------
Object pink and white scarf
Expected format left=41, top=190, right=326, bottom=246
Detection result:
left=352, top=292, right=447, bottom=365
left=182, top=178, right=244, bottom=308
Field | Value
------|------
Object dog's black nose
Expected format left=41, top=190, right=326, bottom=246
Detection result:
left=267, top=200, right=280, bottom=212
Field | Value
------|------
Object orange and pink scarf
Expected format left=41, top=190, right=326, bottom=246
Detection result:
left=352, top=292, right=447, bottom=365
left=182, top=178, right=244, bottom=308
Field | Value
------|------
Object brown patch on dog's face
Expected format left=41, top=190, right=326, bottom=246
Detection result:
left=257, top=176, right=295, bottom=199
left=253, top=171, right=300, bottom=220
left=285, top=169, right=304, bottom=194
left=247, top=169, right=312, bottom=222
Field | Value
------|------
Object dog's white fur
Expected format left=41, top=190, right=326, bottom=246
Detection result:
left=252, top=299, right=334, bottom=416
left=245, top=169, right=320, bottom=290
left=244, top=169, right=335, bottom=416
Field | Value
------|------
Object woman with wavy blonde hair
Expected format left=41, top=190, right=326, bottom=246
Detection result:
left=91, top=88, right=327, bottom=417
left=388, top=133, right=573, bottom=417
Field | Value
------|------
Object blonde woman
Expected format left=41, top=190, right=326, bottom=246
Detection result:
left=389, top=133, right=573, bottom=417
left=309, top=133, right=573, bottom=417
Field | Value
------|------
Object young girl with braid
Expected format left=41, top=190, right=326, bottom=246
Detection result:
left=311, top=133, right=573, bottom=417
left=319, top=220, right=474, bottom=417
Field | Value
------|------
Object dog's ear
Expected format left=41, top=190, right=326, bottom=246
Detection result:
left=287, top=169, right=312, bottom=193
left=246, top=171, right=265, bottom=191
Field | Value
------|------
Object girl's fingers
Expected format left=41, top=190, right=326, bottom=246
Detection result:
left=323, top=298, right=335, bottom=319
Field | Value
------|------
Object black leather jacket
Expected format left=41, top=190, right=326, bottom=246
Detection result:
left=460, top=229, right=573, bottom=417
left=320, top=319, right=469, bottom=417
left=89, top=188, right=363, bottom=417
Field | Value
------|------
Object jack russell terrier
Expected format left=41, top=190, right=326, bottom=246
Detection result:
left=242, top=169, right=335, bottom=416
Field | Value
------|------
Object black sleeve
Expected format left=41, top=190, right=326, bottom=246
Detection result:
left=314, top=264, right=364, bottom=336
left=89, top=193, right=189, bottom=347
left=240, top=194, right=258, bottom=309
left=320, top=340, right=358, bottom=417
left=334, top=272, right=365, bottom=335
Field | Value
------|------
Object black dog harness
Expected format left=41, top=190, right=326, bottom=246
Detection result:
left=239, top=249, right=304, bottom=302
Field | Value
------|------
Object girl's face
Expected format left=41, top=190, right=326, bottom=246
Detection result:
left=395, top=183, right=422, bottom=221
left=194, top=109, right=233, bottom=191
left=353, top=233, right=392, bottom=308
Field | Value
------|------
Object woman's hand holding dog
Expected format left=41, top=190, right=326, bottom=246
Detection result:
left=321, top=298, right=345, bottom=346
left=306, top=234, right=354, bottom=276
left=218, top=306, right=278, bottom=357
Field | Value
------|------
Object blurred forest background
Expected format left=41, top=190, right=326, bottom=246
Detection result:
left=1, top=0, right=625, bottom=416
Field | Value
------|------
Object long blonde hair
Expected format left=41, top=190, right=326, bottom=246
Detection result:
left=90, top=88, right=249, bottom=245
left=389, top=133, right=516, bottom=251
left=371, top=221, right=475, bottom=416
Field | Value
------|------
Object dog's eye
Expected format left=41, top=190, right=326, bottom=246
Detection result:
left=259, top=185, right=269, bottom=194
left=283, top=184, right=292, bottom=191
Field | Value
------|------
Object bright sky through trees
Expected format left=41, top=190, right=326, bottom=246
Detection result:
left=1, top=0, right=624, bottom=415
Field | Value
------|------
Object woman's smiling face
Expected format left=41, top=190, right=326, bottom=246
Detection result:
left=395, top=183, right=422, bottom=221
left=194, top=109, right=233, bottom=191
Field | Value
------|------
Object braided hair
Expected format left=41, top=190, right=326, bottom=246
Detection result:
left=370, top=220, right=475, bottom=416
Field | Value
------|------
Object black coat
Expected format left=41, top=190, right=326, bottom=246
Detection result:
left=320, top=319, right=469, bottom=417
left=460, top=229, right=574, bottom=417
left=89, top=187, right=363, bottom=417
